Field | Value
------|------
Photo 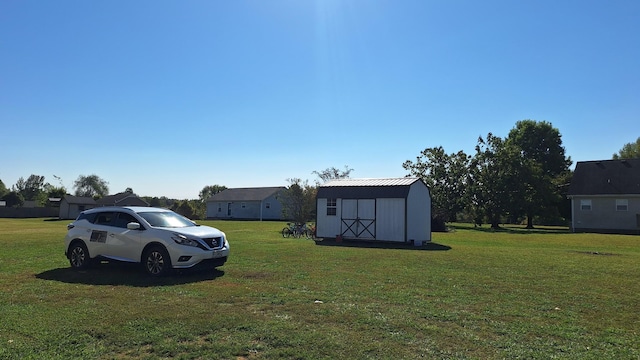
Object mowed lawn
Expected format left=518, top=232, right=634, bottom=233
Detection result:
left=0, top=219, right=638, bottom=359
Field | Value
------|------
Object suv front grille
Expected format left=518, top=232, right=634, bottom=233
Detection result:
left=203, top=237, right=223, bottom=249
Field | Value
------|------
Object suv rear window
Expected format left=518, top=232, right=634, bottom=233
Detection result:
left=77, top=212, right=97, bottom=223
left=94, top=212, right=115, bottom=226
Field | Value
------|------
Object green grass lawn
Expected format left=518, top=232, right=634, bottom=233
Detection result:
left=0, top=219, right=638, bottom=359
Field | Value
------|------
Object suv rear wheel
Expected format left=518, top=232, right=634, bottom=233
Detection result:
left=142, top=245, right=172, bottom=276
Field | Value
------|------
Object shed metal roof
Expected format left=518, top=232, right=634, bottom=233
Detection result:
left=317, top=178, right=423, bottom=199
left=321, top=178, right=420, bottom=187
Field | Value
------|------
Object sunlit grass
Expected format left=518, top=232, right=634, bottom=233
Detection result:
left=0, top=218, right=638, bottom=359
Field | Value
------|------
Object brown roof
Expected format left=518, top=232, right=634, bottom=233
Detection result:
left=568, top=159, right=640, bottom=196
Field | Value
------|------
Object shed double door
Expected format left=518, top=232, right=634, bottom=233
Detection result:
left=341, top=199, right=375, bottom=239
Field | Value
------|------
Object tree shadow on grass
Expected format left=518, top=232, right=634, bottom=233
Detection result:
left=314, top=239, right=451, bottom=251
left=36, top=261, right=225, bottom=287
left=453, top=224, right=571, bottom=235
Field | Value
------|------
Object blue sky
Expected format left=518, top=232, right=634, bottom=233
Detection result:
left=1, top=0, right=638, bottom=199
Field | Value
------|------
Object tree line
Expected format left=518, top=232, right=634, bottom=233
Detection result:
left=1, top=127, right=637, bottom=225
left=0, top=174, right=233, bottom=220
left=403, top=121, right=639, bottom=229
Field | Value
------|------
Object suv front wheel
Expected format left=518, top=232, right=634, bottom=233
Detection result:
left=142, top=245, right=172, bottom=276
left=68, top=241, right=91, bottom=270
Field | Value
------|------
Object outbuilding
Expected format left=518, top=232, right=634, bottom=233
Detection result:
left=59, top=195, right=97, bottom=220
left=315, top=178, right=431, bottom=245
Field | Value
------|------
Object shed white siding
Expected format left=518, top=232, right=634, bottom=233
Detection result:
left=407, top=180, right=431, bottom=242
left=317, top=198, right=341, bottom=237
left=376, top=198, right=405, bottom=242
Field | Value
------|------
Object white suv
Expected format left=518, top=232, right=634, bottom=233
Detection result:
left=64, top=206, right=229, bottom=276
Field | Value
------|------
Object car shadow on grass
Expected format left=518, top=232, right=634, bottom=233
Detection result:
left=314, top=239, right=451, bottom=251
left=36, top=261, right=225, bottom=287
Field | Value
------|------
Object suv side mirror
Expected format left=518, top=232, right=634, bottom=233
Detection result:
left=127, top=222, right=142, bottom=230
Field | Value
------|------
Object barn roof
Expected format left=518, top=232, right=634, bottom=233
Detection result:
left=317, top=178, right=424, bottom=199
left=568, top=159, right=640, bottom=196
left=321, top=178, right=420, bottom=187
left=207, top=187, right=286, bottom=202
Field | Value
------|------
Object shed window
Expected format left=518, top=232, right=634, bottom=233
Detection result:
left=327, top=198, right=337, bottom=216
left=580, top=199, right=592, bottom=211
left=241, top=202, right=246, bottom=209
left=616, top=199, right=628, bottom=211
left=265, top=202, right=271, bottom=209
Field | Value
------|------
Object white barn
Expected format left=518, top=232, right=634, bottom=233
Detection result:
left=315, top=178, right=431, bottom=245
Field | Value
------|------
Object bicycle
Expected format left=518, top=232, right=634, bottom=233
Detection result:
left=282, top=222, right=315, bottom=239
left=302, top=223, right=316, bottom=239
left=282, top=222, right=302, bottom=238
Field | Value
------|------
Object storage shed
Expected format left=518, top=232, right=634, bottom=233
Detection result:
left=316, top=178, right=431, bottom=244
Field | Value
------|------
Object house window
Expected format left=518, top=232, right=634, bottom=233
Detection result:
left=580, top=199, right=592, bottom=211
left=616, top=199, right=628, bottom=211
left=218, top=204, right=222, bottom=212
left=241, top=202, right=246, bottom=209
left=327, top=198, right=337, bottom=216
left=265, top=202, right=271, bottom=209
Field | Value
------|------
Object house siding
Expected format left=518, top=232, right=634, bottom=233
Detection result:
left=571, top=195, right=640, bottom=234
left=207, top=194, right=284, bottom=220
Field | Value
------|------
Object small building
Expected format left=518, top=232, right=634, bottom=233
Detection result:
left=315, top=178, right=431, bottom=244
left=59, top=195, right=97, bottom=219
left=206, top=187, right=286, bottom=220
left=568, top=159, right=640, bottom=234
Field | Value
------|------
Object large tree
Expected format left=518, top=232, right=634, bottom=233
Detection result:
left=312, top=166, right=353, bottom=185
left=612, top=136, right=640, bottom=159
left=403, top=146, right=470, bottom=223
left=44, top=184, right=67, bottom=199
left=280, top=178, right=316, bottom=223
left=0, top=179, right=8, bottom=199
left=469, top=133, right=522, bottom=228
left=74, top=174, right=109, bottom=198
left=199, top=185, right=227, bottom=202
left=2, top=191, right=24, bottom=208
left=506, top=120, right=572, bottom=228
left=13, top=174, right=47, bottom=204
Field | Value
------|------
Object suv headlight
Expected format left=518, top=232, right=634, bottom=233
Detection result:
left=171, top=233, right=200, bottom=247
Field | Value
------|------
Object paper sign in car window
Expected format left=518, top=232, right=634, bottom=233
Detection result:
left=90, top=230, right=107, bottom=243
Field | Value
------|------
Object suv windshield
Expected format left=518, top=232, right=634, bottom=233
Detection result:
left=138, top=211, right=195, bottom=228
